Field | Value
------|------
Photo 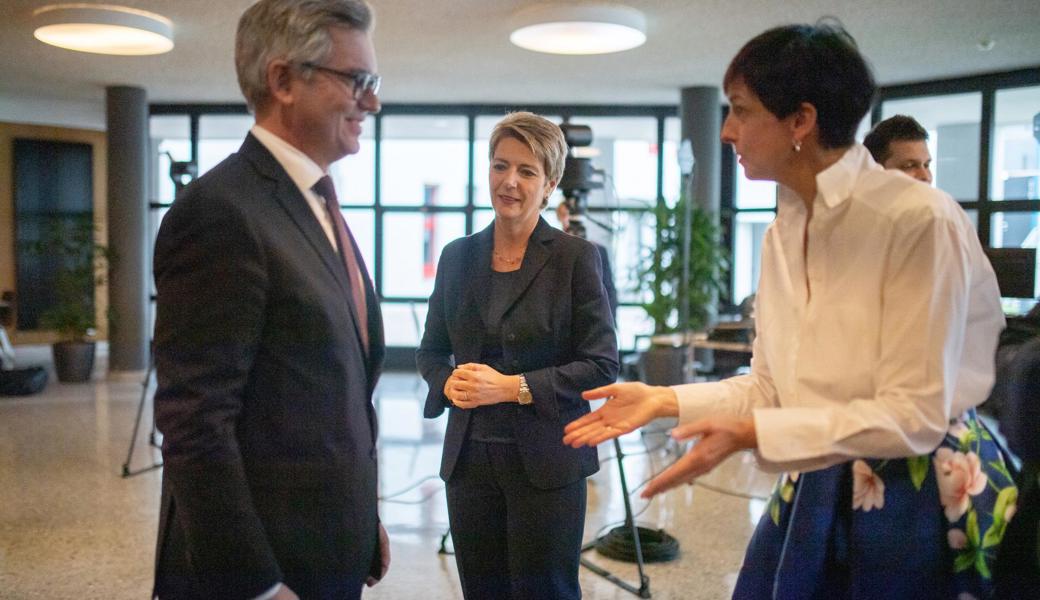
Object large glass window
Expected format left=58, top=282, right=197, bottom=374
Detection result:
left=198, top=115, right=252, bottom=176
left=881, top=93, right=982, bottom=201
left=991, top=86, right=1040, bottom=202
left=573, top=116, right=659, bottom=208
left=381, top=212, right=465, bottom=298
left=382, top=301, right=428, bottom=347
left=147, top=108, right=672, bottom=353
left=150, top=115, right=191, bottom=206
left=732, top=211, right=774, bottom=304
left=381, top=116, right=468, bottom=207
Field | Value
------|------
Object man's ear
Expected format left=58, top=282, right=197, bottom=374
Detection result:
left=266, top=59, right=296, bottom=106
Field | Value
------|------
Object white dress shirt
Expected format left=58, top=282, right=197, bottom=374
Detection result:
left=674, top=144, right=1005, bottom=474
left=250, top=124, right=338, bottom=250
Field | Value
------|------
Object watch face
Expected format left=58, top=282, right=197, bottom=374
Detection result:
left=518, top=390, right=533, bottom=405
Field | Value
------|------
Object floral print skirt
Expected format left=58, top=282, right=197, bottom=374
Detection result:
left=734, top=411, right=1018, bottom=600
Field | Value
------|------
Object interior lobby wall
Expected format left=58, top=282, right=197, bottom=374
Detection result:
left=0, top=93, right=105, bottom=131
left=0, top=121, right=108, bottom=344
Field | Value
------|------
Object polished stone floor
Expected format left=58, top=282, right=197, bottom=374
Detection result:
left=0, top=344, right=775, bottom=599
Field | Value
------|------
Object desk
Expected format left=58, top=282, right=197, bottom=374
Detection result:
left=691, top=339, right=753, bottom=353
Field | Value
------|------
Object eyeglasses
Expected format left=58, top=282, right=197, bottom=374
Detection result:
left=299, top=61, right=381, bottom=99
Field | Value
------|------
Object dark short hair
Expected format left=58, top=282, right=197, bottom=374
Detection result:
left=723, top=21, right=876, bottom=149
left=863, top=115, right=929, bottom=164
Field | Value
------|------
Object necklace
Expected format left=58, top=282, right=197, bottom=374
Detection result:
left=493, top=247, right=526, bottom=265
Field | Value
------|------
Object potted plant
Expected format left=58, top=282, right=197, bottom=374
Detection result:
left=633, top=192, right=728, bottom=385
left=27, top=215, right=111, bottom=383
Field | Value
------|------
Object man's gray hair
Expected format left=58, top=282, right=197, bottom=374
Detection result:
left=235, top=0, right=373, bottom=112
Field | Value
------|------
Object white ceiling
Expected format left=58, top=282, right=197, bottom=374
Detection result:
left=2, top=0, right=1039, bottom=108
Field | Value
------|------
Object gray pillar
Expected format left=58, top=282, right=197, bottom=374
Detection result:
left=679, top=87, right=722, bottom=372
left=106, top=86, right=149, bottom=372
left=680, top=86, right=721, bottom=215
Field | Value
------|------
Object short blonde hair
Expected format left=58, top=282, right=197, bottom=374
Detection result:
left=489, top=112, right=567, bottom=208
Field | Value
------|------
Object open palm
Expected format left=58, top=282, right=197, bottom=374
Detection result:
left=563, top=382, right=674, bottom=448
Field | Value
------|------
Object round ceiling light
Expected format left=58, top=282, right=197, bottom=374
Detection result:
left=33, top=4, right=174, bottom=56
left=509, top=3, right=647, bottom=55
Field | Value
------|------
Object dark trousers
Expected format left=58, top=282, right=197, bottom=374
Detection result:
left=446, top=440, right=586, bottom=600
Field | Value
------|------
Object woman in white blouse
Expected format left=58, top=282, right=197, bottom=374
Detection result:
left=565, top=21, right=1014, bottom=599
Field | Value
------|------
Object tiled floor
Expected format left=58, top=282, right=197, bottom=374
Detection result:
left=0, top=344, right=775, bottom=599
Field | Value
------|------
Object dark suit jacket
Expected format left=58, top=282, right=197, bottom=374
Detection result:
left=152, top=134, right=385, bottom=599
left=416, top=217, right=619, bottom=489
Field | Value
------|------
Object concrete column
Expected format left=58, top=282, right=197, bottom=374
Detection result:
left=680, top=86, right=721, bottom=214
left=679, top=87, right=722, bottom=371
left=105, top=86, right=149, bottom=372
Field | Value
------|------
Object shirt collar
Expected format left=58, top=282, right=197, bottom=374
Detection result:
left=777, top=144, right=880, bottom=211
left=250, top=124, right=326, bottom=195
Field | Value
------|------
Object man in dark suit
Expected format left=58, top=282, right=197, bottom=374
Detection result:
left=152, top=2, right=387, bottom=599
left=555, top=200, right=618, bottom=317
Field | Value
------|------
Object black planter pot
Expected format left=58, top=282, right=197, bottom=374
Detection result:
left=638, top=342, right=688, bottom=386
left=52, top=341, right=96, bottom=383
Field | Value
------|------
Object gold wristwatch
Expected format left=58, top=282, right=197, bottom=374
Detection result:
left=517, top=374, right=533, bottom=405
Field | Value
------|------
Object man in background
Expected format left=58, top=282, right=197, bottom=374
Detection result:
left=864, top=114, right=933, bottom=184
left=556, top=200, right=618, bottom=318
left=152, top=1, right=388, bottom=598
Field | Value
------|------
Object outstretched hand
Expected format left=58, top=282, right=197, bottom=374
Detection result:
left=562, top=382, right=678, bottom=448
left=639, top=415, right=757, bottom=498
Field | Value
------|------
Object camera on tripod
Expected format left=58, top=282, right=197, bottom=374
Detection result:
left=557, top=123, right=604, bottom=240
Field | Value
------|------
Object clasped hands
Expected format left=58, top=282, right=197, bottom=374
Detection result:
left=562, top=382, right=758, bottom=499
left=444, top=363, right=520, bottom=409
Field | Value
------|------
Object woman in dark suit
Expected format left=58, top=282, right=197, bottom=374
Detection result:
left=417, top=112, right=618, bottom=599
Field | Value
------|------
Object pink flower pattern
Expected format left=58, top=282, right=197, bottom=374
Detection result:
left=852, top=459, right=885, bottom=512
left=934, top=448, right=988, bottom=522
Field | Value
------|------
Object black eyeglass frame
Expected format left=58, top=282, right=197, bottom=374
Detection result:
left=299, top=61, right=381, bottom=99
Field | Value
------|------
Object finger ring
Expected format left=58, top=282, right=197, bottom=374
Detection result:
left=464, top=391, right=469, bottom=402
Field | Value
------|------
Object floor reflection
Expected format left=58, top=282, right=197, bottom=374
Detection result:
left=0, top=348, right=776, bottom=600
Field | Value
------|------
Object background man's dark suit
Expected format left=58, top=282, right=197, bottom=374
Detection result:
left=152, top=133, right=384, bottom=599
left=418, top=217, right=618, bottom=488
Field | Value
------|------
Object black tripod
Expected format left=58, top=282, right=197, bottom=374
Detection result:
left=121, top=352, right=162, bottom=477
left=579, top=437, right=654, bottom=598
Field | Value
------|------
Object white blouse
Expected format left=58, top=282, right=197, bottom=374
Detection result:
left=674, top=145, right=1005, bottom=473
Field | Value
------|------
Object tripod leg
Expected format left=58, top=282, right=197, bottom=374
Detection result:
left=122, top=356, right=162, bottom=477
left=613, top=438, right=651, bottom=596
left=121, top=369, right=149, bottom=477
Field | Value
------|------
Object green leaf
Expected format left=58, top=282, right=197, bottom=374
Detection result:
left=908, top=455, right=929, bottom=491
left=982, top=520, right=1008, bottom=549
left=982, top=486, right=1018, bottom=549
left=967, top=508, right=980, bottom=546
left=976, top=550, right=992, bottom=579
left=988, top=460, right=1014, bottom=485
left=953, top=551, right=975, bottom=573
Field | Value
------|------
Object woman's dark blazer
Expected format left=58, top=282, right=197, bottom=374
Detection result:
left=417, top=217, right=619, bottom=489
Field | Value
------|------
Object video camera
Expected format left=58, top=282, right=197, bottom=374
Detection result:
left=557, top=123, right=604, bottom=239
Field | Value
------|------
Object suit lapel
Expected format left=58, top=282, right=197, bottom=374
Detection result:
left=455, top=225, right=493, bottom=362
left=240, top=135, right=370, bottom=356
